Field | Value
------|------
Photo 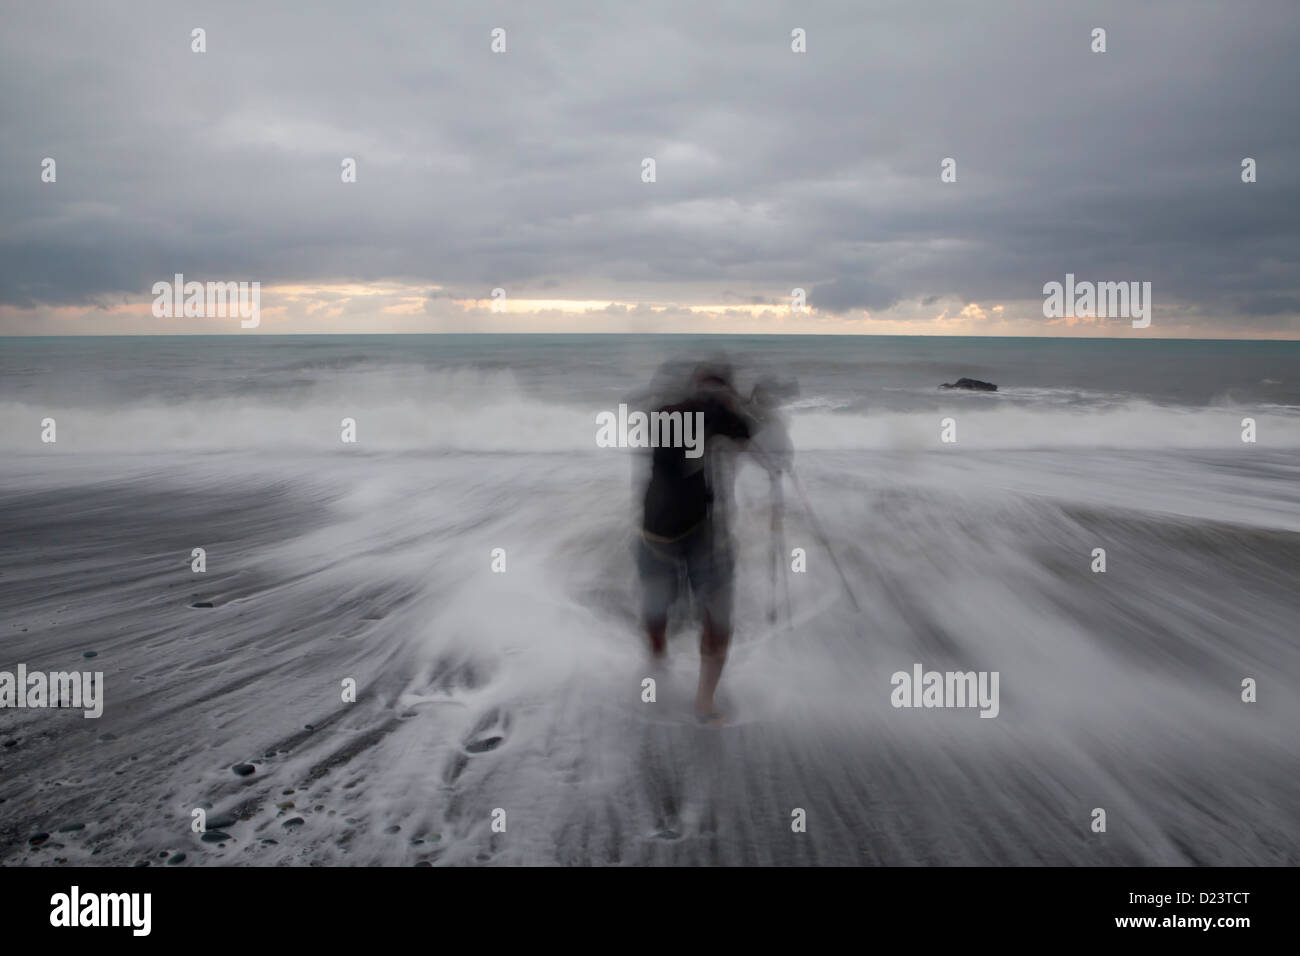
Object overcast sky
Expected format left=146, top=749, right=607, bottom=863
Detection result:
left=2, top=0, right=1298, bottom=336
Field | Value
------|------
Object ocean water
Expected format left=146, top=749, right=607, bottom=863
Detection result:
left=3, top=334, right=1300, bottom=451
left=0, top=334, right=1297, bottom=866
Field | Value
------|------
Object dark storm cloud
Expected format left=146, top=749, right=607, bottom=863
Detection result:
left=809, top=278, right=897, bottom=314
left=1, top=0, right=1297, bottom=329
left=1240, top=295, right=1300, bottom=317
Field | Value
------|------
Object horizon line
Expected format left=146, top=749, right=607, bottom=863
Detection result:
left=1, top=331, right=1297, bottom=342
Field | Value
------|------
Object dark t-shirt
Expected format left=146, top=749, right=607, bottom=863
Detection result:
left=641, top=393, right=751, bottom=540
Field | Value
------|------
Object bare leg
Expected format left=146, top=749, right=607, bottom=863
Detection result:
left=646, top=616, right=667, bottom=659
left=694, top=611, right=730, bottom=719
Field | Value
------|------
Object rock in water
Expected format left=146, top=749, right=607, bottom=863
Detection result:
left=231, top=763, right=256, bottom=777
left=940, top=377, right=997, bottom=391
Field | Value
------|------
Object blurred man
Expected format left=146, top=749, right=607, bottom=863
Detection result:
left=636, top=361, right=768, bottom=725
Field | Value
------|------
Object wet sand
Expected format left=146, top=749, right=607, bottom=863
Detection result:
left=1, top=449, right=1297, bottom=866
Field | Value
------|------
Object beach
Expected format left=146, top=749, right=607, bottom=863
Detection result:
left=1, top=334, right=1297, bottom=865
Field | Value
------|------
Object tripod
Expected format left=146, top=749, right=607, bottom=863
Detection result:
left=754, top=446, right=862, bottom=624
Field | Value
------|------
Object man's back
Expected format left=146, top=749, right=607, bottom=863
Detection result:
left=641, top=391, right=751, bottom=541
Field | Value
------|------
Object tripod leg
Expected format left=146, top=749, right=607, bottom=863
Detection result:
left=788, top=469, right=861, bottom=614
left=768, top=476, right=780, bottom=623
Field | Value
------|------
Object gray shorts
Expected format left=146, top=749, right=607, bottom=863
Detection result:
left=637, top=523, right=735, bottom=633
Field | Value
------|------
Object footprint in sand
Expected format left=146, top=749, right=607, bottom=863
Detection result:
left=442, top=710, right=512, bottom=784
left=463, top=707, right=510, bottom=754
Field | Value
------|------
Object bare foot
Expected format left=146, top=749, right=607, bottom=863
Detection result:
left=694, top=710, right=729, bottom=728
